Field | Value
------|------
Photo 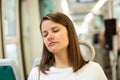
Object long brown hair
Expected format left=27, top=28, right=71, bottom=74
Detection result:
left=39, top=12, right=88, bottom=73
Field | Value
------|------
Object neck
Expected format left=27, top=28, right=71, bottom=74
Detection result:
left=54, top=50, right=70, bottom=68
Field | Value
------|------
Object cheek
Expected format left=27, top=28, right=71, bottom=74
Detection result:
left=65, top=36, right=69, bottom=45
left=61, top=34, right=69, bottom=45
left=43, top=39, right=48, bottom=47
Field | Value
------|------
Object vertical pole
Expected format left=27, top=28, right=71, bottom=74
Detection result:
left=108, top=0, right=114, bottom=18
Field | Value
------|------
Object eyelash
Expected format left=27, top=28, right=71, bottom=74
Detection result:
left=53, top=30, right=59, bottom=32
left=43, top=30, right=60, bottom=37
left=43, top=34, right=48, bottom=37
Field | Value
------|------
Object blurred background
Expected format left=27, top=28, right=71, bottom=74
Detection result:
left=0, top=0, right=120, bottom=80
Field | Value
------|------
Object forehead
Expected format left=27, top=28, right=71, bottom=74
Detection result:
left=41, top=20, right=65, bottom=31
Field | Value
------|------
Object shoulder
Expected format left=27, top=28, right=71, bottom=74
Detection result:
left=83, top=61, right=102, bottom=69
left=75, top=61, right=107, bottom=80
left=87, top=61, right=101, bottom=68
left=76, top=61, right=104, bottom=74
left=86, top=61, right=108, bottom=80
left=87, top=61, right=105, bottom=72
left=86, top=61, right=105, bottom=72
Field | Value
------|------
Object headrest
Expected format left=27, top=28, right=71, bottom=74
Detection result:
left=79, top=40, right=95, bottom=61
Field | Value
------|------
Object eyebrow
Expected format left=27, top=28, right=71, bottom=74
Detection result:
left=42, top=26, right=59, bottom=33
left=51, top=26, right=59, bottom=30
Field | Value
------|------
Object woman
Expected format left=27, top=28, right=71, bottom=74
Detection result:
left=28, top=12, right=107, bottom=80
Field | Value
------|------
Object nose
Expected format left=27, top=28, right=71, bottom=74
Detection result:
left=47, top=33, right=54, bottom=41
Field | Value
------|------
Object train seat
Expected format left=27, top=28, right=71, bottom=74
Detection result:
left=0, top=59, right=20, bottom=80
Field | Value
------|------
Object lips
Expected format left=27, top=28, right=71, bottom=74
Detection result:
left=48, top=42, right=56, bottom=47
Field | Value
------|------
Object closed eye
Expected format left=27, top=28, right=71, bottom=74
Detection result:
left=52, top=26, right=60, bottom=33
left=53, top=29, right=59, bottom=32
left=42, top=32, right=48, bottom=37
left=43, top=34, right=48, bottom=37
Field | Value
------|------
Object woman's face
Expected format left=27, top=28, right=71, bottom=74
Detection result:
left=41, top=20, right=69, bottom=54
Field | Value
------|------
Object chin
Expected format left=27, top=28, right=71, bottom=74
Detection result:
left=49, top=49, right=59, bottom=54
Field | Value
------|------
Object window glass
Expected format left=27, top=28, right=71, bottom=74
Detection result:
left=4, top=0, right=16, bottom=38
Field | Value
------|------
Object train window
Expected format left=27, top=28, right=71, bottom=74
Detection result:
left=4, top=0, right=16, bottom=38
